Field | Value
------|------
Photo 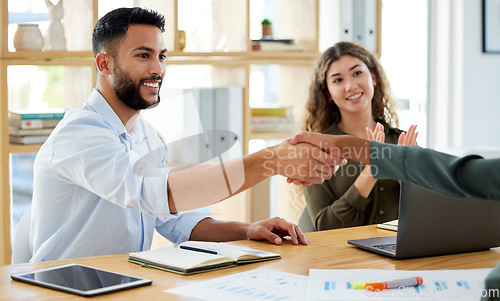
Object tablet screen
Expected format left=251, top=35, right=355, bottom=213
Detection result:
left=11, top=263, right=152, bottom=296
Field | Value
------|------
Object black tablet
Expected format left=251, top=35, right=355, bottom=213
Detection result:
left=11, top=263, right=152, bottom=297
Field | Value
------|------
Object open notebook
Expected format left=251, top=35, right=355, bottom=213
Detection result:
left=129, top=241, right=281, bottom=275
left=377, top=219, right=398, bottom=231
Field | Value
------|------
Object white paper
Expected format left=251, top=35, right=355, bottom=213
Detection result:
left=307, top=268, right=492, bottom=300
left=165, top=268, right=308, bottom=301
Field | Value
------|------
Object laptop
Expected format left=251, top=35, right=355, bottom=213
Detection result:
left=348, top=181, right=500, bottom=259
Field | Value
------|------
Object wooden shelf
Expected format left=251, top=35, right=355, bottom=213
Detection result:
left=167, top=50, right=319, bottom=58
left=165, top=51, right=320, bottom=65
left=2, top=51, right=93, bottom=59
left=1, top=58, right=94, bottom=67
left=8, top=143, right=42, bottom=154
left=1, top=51, right=318, bottom=66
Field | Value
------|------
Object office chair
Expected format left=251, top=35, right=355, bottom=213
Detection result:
left=297, top=206, right=315, bottom=233
left=12, top=210, right=32, bottom=264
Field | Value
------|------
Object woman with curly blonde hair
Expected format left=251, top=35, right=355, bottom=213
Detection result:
left=300, top=41, right=417, bottom=231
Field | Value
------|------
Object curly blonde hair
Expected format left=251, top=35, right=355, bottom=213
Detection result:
left=301, top=42, right=399, bottom=132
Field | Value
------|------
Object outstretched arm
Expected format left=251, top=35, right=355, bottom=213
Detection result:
left=288, top=131, right=500, bottom=200
left=287, top=133, right=371, bottom=166
left=168, top=140, right=345, bottom=212
left=286, top=125, right=417, bottom=164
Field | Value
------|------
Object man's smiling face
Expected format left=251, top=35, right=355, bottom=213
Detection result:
left=111, top=24, right=167, bottom=110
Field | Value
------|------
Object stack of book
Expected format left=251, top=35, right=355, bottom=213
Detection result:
left=251, top=39, right=304, bottom=51
left=8, top=109, right=65, bottom=145
left=251, top=106, right=297, bottom=132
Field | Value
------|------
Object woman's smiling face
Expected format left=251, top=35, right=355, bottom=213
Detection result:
left=326, top=55, right=376, bottom=116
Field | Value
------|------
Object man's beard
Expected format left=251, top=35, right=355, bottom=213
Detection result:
left=112, top=62, right=161, bottom=110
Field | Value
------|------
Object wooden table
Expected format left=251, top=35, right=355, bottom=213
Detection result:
left=2, top=225, right=499, bottom=300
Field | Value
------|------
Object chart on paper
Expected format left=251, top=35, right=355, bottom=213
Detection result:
left=325, top=279, right=472, bottom=293
left=166, top=268, right=308, bottom=301
left=307, top=269, right=491, bottom=300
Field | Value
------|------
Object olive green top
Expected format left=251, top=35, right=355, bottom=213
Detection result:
left=303, top=121, right=403, bottom=231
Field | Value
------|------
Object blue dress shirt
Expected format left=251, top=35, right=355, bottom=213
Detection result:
left=30, top=89, right=208, bottom=262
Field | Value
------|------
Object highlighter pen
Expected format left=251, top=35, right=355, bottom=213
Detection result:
left=350, top=281, right=372, bottom=289
left=364, top=276, right=423, bottom=291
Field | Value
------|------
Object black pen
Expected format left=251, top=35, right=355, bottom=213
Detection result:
left=180, top=245, right=218, bottom=255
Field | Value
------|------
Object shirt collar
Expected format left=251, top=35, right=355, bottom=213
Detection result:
left=129, top=118, right=147, bottom=143
left=86, top=89, right=128, bottom=136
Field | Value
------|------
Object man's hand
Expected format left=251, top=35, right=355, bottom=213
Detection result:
left=286, top=131, right=334, bottom=151
left=247, top=217, right=310, bottom=245
left=283, top=132, right=347, bottom=186
left=263, top=140, right=344, bottom=185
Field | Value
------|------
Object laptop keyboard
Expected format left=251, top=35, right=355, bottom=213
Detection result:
left=374, top=243, right=397, bottom=253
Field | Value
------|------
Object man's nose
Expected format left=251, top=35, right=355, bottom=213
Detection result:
left=150, top=59, right=165, bottom=76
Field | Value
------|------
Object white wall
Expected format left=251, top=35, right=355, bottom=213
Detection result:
left=429, top=0, right=500, bottom=152
left=462, top=0, right=500, bottom=148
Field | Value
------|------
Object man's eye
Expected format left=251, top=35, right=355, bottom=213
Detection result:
left=159, top=54, right=166, bottom=60
left=139, top=53, right=148, bottom=58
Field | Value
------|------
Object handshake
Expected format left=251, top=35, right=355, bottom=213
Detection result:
left=280, top=124, right=418, bottom=186
left=168, top=124, right=417, bottom=212
left=261, top=133, right=346, bottom=187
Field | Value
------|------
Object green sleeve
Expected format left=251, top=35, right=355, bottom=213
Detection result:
left=369, top=141, right=500, bottom=199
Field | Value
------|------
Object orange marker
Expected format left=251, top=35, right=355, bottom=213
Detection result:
left=364, top=276, right=423, bottom=291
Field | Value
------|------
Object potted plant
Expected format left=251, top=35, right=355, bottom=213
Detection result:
left=261, top=18, right=273, bottom=40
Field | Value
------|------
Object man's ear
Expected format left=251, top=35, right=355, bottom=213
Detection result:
left=95, top=52, right=113, bottom=75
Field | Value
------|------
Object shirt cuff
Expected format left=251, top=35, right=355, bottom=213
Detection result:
left=155, top=210, right=210, bottom=245
left=370, top=141, right=407, bottom=180
left=345, top=184, right=371, bottom=211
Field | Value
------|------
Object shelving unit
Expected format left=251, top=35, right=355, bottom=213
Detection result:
left=0, top=0, right=98, bottom=265
left=0, top=0, right=327, bottom=265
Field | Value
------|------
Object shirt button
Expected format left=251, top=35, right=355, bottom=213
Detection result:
left=379, top=187, right=385, bottom=192
left=379, top=210, right=384, bottom=215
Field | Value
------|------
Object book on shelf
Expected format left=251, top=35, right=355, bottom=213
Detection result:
left=9, top=108, right=65, bottom=120
left=252, top=38, right=295, bottom=44
left=251, top=108, right=297, bottom=132
left=9, top=126, right=54, bottom=136
left=9, top=134, right=50, bottom=145
left=251, top=122, right=297, bottom=132
left=9, top=118, right=61, bottom=130
left=128, top=241, right=281, bottom=275
left=251, top=115, right=295, bottom=124
left=251, top=106, right=292, bottom=118
left=251, top=39, right=304, bottom=51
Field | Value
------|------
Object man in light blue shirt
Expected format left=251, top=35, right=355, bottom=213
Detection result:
left=30, top=7, right=341, bottom=262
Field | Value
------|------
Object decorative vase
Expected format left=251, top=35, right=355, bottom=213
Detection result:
left=262, top=25, right=273, bottom=40
left=178, top=30, right=186, bottom=51
left=13, top=24, right=44, bottom=51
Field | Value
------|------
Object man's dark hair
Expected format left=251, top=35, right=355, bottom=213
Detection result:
left=92, top=7, right=165, bottom=58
